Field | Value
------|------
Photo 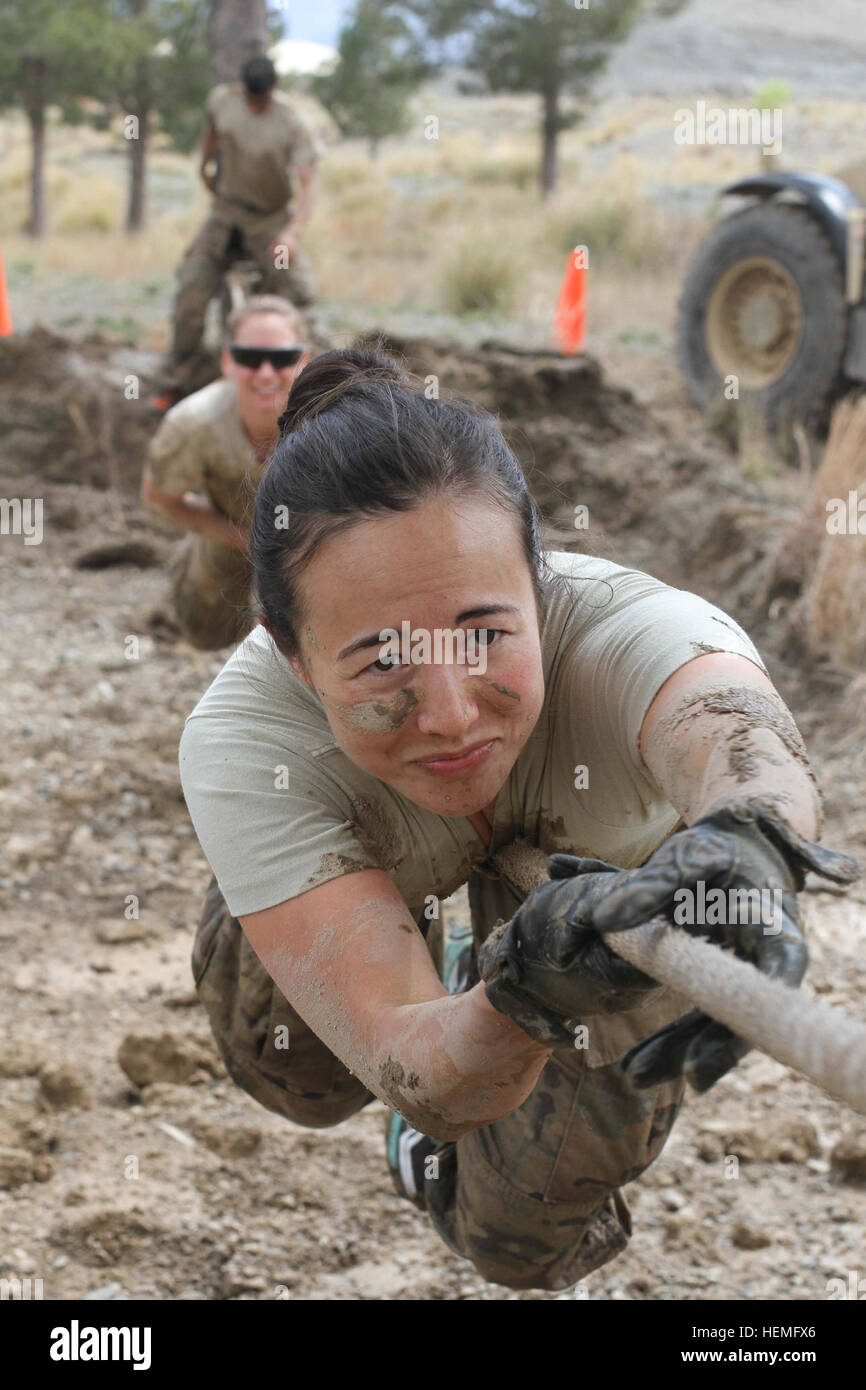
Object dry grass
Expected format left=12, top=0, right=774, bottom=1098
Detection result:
left=439, top=233, right=519, bottom=315
left=798, top=397, right=866, bottom=669
left=3, top=89, right=865, bottom=362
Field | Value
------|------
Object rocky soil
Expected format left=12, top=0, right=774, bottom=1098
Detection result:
left=1, top=328, right=864, bottom=1301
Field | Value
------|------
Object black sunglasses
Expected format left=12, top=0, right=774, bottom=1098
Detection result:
left=228, top=344, right=306, bottom=370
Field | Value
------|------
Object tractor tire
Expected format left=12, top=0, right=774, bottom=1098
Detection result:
left=677, top=203, right=848, bottom=426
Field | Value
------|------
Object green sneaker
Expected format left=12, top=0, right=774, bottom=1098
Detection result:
left=386, top=1109, right=435, bottom=1208
left=442, top=918, right=475, bottom=996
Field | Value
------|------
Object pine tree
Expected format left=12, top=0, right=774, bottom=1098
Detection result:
left=402, top=0, right=689, bottom=196
left=313, top=0, right=428, bottom=158
left=0, top=0, right=117, bottom=235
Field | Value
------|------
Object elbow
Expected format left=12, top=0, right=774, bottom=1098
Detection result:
left=381, top=1081, right=473, bottom=1142
left=393, top=1085, right=517, bottom=1142
left=397, top=1104, right=474, bottom=1144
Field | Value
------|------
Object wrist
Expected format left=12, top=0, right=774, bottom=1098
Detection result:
left=466, top=981, right=553, bottom=1055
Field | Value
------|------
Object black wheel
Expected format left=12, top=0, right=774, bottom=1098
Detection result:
left=677, top=204, right=848, bottom=425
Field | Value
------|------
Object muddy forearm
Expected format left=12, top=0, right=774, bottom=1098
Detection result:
left=372, top=986, right=552, bottom=1142
left=643, top=676, right=821, bottom=839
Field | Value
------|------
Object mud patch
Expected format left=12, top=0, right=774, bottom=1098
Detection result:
left=483, top=679, right=522, bottom=701
left=659, top=683, right=815, bottom=788
left=351, top=797, right=403, bottom=871
left=304, top=852, right=369, bottom=889
left=337, top=690, right=419, bottom=734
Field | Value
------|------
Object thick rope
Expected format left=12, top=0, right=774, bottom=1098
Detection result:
left=493, top=841, right=866, bottom=1119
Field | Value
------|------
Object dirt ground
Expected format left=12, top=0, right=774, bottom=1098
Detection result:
left=1, top=328, right=865, bottom=1301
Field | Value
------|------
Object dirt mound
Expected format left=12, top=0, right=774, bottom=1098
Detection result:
left=1, top=326, right=774, bottom=602
left=369, top=330, right=780, bottom=605
left=0, top=328, right=158, bottom=492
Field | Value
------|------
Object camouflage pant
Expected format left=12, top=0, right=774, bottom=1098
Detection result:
left=170, top=534, right=255, bottom=652
left=191, top=871, right=687, bottom=1292
left=167, top=206, right=317, bottom=387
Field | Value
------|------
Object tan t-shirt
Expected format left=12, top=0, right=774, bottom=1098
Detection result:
left=147, top=379, right=264, bottom=528
left=207, top=83, right=318, bottom=216
left=179, top=553, right=767, bottom=918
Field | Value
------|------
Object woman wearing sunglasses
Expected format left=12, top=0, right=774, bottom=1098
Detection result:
left=141, top=295, right=310, bottom=650
left=179, top=347, right=856, bottom=1293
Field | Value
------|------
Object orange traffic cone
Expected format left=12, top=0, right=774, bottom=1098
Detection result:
left=554, top=245, right=586, bottom=355
left=0, top=236, right=11, bottom=336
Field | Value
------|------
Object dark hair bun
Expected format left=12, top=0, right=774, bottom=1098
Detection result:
left=278, top=347, right=409, bottom=436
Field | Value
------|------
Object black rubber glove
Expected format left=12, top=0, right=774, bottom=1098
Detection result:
left=586, top=797, right=860, bottom=1093
left=478, top=856, right=663, bottom=1046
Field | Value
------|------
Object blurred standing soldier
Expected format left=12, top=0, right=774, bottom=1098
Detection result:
left=142, top=297, right=310, bottom=649
left=152, top=55, right=319, bottom=411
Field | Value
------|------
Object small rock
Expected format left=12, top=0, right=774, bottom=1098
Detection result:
left=0, top=1146, right=52, bottom=1189
left=659, top=1187, right=685, bottom=1212
left=11, top=1247, right=36, bottom=1273
left=39, top=1065, right=90, bottom=1110
left=192, top=1120, right=262, bottom=1159
left=68, top=825, right=96, bottom=854
left=162, top=991, right=199, bottom=1009
left=731, top=1221, right=772, bottom=1251
left=4, top=834, right=48, bottom=866
left=94, top=920, right=152, bottom=946
left=117, top=1031, right=222, bottom=1087
left=0, top=1040, right=44, bottom=1077
left=830, top=1128, right=866, bottom=1183
left=82, top=1281, right=126, bottom=1300
left=696, top=1116, right=820, bottom=1164
left=221, top=1261, right=268, bottom=1296
left=53, top=1254, right=69, bottom=1269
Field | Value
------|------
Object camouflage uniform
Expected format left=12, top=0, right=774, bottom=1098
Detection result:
left=147, top=378, right=265, bottom=651
left=169, top=534, right=254, bottom=652
left=167, top=82, right=319, bottom=391
left=191, top=860, right=687, bottom=1292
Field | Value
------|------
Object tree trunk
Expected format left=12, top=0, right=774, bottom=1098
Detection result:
left=541, top=84, right=559, bottom=199
left=22, top=55, right=48, bottom=238
left=26, top=106, right=46, bottom=238
left=210, top=0, right=268, bottom=86
left=126, top=104, right=148, bottom=232
left=126, top=0, right=149, bottom=232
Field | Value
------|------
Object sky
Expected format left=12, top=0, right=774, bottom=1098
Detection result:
left=284, top=0, right=354, bottom=49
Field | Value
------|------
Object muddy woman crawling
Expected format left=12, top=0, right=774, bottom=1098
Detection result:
left=179, top=347, right=858, bottom=1293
